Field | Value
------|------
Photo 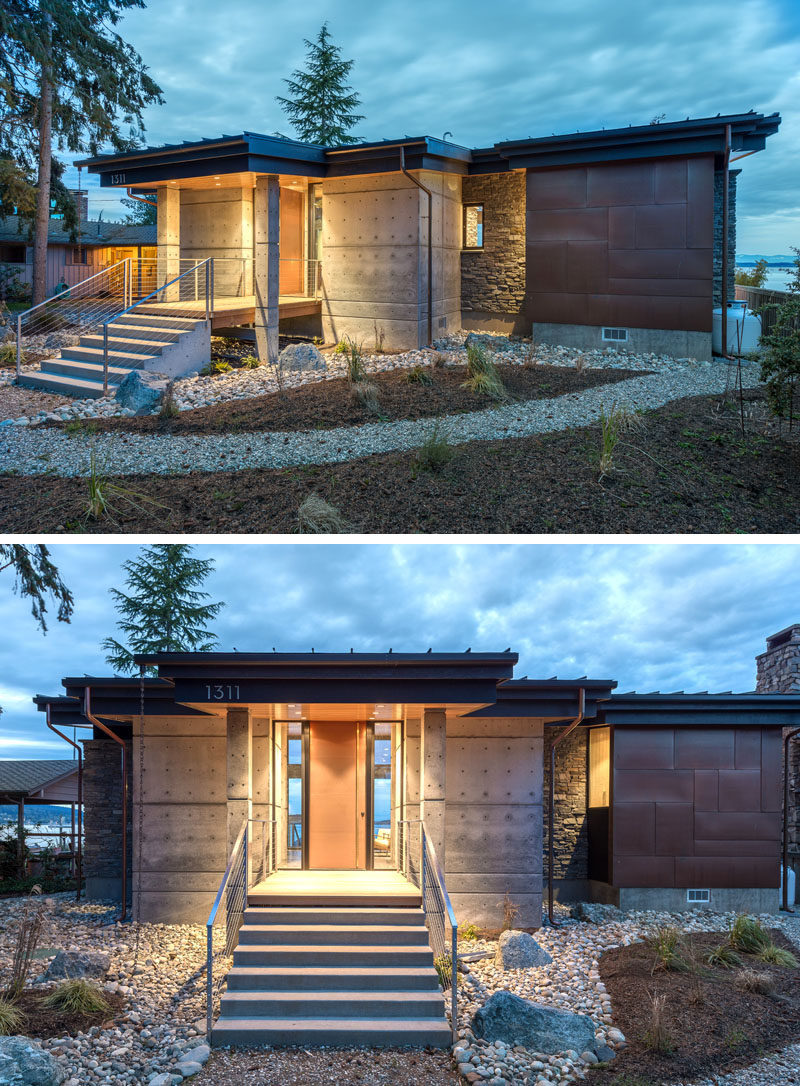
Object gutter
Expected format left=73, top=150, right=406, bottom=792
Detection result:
left=547, top=688, right=586, bottom=926
left=45, top=705, right=83, bottom=902
left=784, top=727, right=800, bottom=913
left=399, top=146, right=433, bottom=346
left=126, top=188, right=157, bottom=209
left=84, top=687, right=129, bottom=921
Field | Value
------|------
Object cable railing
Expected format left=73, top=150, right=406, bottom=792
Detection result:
left=398, top=818, right=458, bottom=1038
left=206, top=817, right=276, bottom=1038
left=15, top=259, right=130, bottom=378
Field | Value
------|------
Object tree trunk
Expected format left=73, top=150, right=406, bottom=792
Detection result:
left=32, top=65, right=54, bottom=307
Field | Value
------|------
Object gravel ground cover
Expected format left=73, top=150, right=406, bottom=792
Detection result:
left=0, top=377, right=72, bottom=422
left=1, top=386, right=796, bottom=534
left=192, top=1047, right=459, bottom=1085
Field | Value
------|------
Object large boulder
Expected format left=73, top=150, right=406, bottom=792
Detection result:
left=113, top=369, right=169, bottom=414
left=472, top=991, right=597, bottom=1056
left=494, top=929, right=553, bottom=970
left=0, top=1036, right=66, bottom=1085
left=278, top=342, right=326, bottom=371
left=570, top=902, right=623, bottom=924
left=43, top=949, right=110, bottom=981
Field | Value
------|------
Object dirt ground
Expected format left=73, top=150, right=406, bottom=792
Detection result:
left=2, top=387, right=798, bottom=535
left=193, top=1046, right=459, bottom=1086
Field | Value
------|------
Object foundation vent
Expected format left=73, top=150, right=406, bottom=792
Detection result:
left=686, top=888, right=710, bottom=904
left=602, top=327, right=629, bottom=343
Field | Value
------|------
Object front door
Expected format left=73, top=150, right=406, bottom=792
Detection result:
left=308, top=722, right=358, bottom=868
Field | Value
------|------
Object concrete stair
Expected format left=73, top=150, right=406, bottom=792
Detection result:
left=18, top=312, right=208, bottom=398
left=211, top=903, right=452, bottom=1048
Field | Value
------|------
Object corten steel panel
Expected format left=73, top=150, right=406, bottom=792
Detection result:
left=526, top=290, right=590, bottom=325
left=675, top=728, right=735, bottom=769
left=761, top=729, right=782, bottom=812
left=607, top=248, right=711, bottom=280
left=734, top=729, right=762, bottom=770
left=693, top=770, right=719, bottom=811
left=675, top=856, right=779, bottom=889
left=694, top=838, right=776, bottom=857
left=308, top=722, right=358, bottom=869
left=718, top=770, right=762, bottom=812
left=613, top=855, right=675, bottom=887
left=613, top=801, right=655, bottom=855
left=566, top=242, right=609, bottom=293
left=694, top=810, right=780, bottom=841
left=608, top=278, right=711, bottom=298
left=678, top=297, right=713, bottom=332
left=614, top=769, right=694, bottom=803
left=608, top=206, right=636, bottom=249
left=586, top=162, right=655, bottom=207
left=655, top=803, right=695, bottom=856
left=527, top=167, right=587, bottom=210
left=586, top=293, right=691, bottom=330
left=527, top=242, right=568, bottom=292
left=527, top=207, right=608, bottom=242
left=655, top=159, right=688, bottom=204
left=614, top=727, right=674, bottom=769
left=686, top=157, right=715, bottom=248
left=635, top=204, right=687, bottom=250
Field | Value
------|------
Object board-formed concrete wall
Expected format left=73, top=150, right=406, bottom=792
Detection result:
left=180, top=187, right=254, bottom=298
left=320, top=171, right=462, bottom=350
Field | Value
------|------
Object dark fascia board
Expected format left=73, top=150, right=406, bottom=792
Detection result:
left=134, top=650, right=517, bottom=675
left=56, top=675, right=213, bottom=719
left=172, top=676, right=501, bottom=706
left=463, top=677, right=616, bottom=718
left=598, top=691, right=800, bottom=728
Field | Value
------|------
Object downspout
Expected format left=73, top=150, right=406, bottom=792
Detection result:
left=720, top=123, right=731, bottom=359
left=547, top=688, right=586, bottom=926
left=783, top=727, right=800, bottom=913
left=400, top=146, right=433, bottom=346
left=125, top=188, right=158, bottom=209
left=46, top=704, right=83, bottom=902
left=84, top=687, right=128, bottom=921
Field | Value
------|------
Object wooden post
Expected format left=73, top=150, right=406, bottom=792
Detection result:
left=254, top=175, right=280, bottom=364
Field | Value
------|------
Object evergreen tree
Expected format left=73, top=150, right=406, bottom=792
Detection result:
left=0, top=0, right=163, bottom=304
left=102, top=545, right=224, bottom=674
left=0, top=544, right=73, bottom=633
left=277, top=23, right=364, bottom=146
left=120, top=194, right=156, bottom=225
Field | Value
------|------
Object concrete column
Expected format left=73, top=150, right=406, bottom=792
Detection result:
left=226, top=707, right=252, bottom=857
left=250, top=716, right=271, bottom=882
left=421, top=707, right=447, bottom=870
left=254, top=175, right=280, bottom=363
left=157, top=187, right=180, bottom=296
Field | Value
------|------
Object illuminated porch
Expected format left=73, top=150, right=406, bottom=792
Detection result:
left=249, top=868, right=421, bottom=907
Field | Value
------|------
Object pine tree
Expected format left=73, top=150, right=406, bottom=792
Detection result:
left=0, top=0, right=163, bottom=304
left=102, top=545, right=224, bottom=674
left=0, top=544, right=73, bottom=633
left=277, top=23, right=364, bottom=146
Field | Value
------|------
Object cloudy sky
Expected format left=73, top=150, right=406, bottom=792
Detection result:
left=1, top=541, right=797, bottom=759
left=62, top=0, right=800, bottom=253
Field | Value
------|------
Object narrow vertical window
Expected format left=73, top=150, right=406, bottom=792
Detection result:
left=463, top=203, right=484, bottom=249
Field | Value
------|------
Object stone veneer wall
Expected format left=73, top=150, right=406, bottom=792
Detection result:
left=460, top=171, right=526, bottom=330
left=542, top=727, right=589, bottom=882
left=82, top=735, right=132, bottom=901
left=756, top=624, right=800, bottom=879
left=713, top=169, right=738, bottom=307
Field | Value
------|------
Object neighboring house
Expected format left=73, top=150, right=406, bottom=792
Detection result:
left=0, top=215, right=156, bottom=299
left=74, top=111, right=780, bottom=361
left=0, top=758, right=82, bottom=876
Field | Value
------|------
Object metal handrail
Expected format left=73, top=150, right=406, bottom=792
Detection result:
left=99, top=258, right=212, bottom=396
left=15, top=259, right=130, bottom=377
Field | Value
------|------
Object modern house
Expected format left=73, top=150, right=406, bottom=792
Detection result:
left=32, top=631, right=800, bottom=1045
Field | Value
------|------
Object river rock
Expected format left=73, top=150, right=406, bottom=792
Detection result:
left=570, top=902, right=623, bottom=924
left=465, top=332, right=514, bottom=354
left=278, top=342, right=326, bottom=371
left=43, top=949, right=110, bottom=980
left=494, top=929, right=553, bottom=970
left=472, top=991, right=598, bottom=1055
left=0, top=1036, right=66, bottom=1085
left=114, top=369, right=169, bottom=414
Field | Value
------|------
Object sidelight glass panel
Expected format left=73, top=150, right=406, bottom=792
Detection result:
left=276, top=721, right=304, bottom=868
left=588, top=726, right=611, bottom=808
left=373, top=724, right=393, bottom=869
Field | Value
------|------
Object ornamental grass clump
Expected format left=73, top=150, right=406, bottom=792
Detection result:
left=4, top=886, right=48, bottom=1001
left=412, top=423, right=454, bottom=475
left=43, top=978, right=110, bottom=1015
left=733, top=968, right=774, bottom=995
left=462, top=342, right=507, bottom=401
left=705, top=943, right=743, bottom=970
left=598, top=403, right=623, bottom=480
left=642, top=991, right=675, bottom=1055
left=0, top=998, right=25, bottom=1035
left=405, top=363, right=433, bottom=386
left=757, top=943, right=798, bottom=968
left=728, top=914, right=772, bottom=955
left=295, top=493, right=350, bottom=534
left=647, top=924, right=690, bottom=973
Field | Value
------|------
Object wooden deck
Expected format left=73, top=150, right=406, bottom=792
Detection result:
left=249, top=869, right=421, bottom=908
left=143, top=295, right=321, bottom=329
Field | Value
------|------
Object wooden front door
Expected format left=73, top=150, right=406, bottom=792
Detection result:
left=308, top=722, right=358, bottom=868
left=279, top=188, right=304, bottom=296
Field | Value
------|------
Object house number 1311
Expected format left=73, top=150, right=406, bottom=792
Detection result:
left=205, top=684, right=241, bottom=700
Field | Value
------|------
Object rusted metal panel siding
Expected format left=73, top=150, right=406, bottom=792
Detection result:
left=612, top=725, right=782, bottom=888
left=524, top=155, right=714, bottom=333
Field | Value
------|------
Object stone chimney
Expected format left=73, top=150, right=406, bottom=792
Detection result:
left=756, top=624, right=800, bottom=693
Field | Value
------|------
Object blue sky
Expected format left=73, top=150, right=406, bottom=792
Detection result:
left=1, top=542, right=798, bottom=760
left=61, top=0, right=800, bottom=253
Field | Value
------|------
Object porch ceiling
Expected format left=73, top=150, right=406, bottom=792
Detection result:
left=128, top=172, right=310, bottom=193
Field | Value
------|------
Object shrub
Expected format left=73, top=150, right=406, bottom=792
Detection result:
left=412, top=423, right=454, bottom=474
left=521, top=342, right=538, bottom=368
left=459, top=922, right=480, bottom=942
left=759, top=249, right=800, bottom=426
left=647, top=924, right=689, bottom=973
left=757, top=943, right=798, bottom=968
left=0, top=998, right=25, bottom=1035
left=373, top=321, right=385, bottom=354
left=735, top=258, right=769, bottom=288
left=0, top=342, right=18, bottom=368
left=4, top=887, right=48, bottom=1000
left=432, top=352, right=447, bottom=369
left=43, top=978, right=110, bottom=1015
left=500, top=890, right=521, bottom=932
left=350, top=380, right=381, bottom=416
left=433, top=952, right=453, bottom=990
left=159, top=381, right=179, bottom=420
left=705, top=943, right=743, bottom=970
left=240, top=353, right=260, bottom=369
left=405, top=364, right=433, bottom=386
left=733, top=968, right=774, bottom=995
left=574, top=355, right=586, bottom=374
left=295, top=494, right=350, bottom=534
left=462, top=342, right=507, bottom=401
left=728, top=914, right=772, bottom=955
left=642, top=991, right=674, bottom=1054
left=342, top=337, right=366, bottom=383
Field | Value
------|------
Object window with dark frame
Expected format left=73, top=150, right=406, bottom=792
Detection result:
left=0, top=244, right=26, bottom=264
left=69, top=246, right=89, bottom=265
left=463, top=203, right=484, bottom=249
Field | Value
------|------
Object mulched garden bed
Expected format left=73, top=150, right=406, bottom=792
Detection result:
left=193, top=1046, right=459, bottom=1086
left=5, top=987, right=126, bottom=1038
left=1, top=387, right=798, bottom=534
left=589, top=929, right=800, bottom=1084
left=51, top=362, right=641, bottom=435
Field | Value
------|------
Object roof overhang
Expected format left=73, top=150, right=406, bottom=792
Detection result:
left=597, top=691, right=800, bottom=728
left=463, top=677, right=617, bottom=720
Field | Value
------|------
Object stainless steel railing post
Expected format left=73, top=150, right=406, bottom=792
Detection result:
left=206, top=921, right=213, bottom=1038
left=102, top=324, right=109, bottom=397
left=16, top=314, right=21, bottom=378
